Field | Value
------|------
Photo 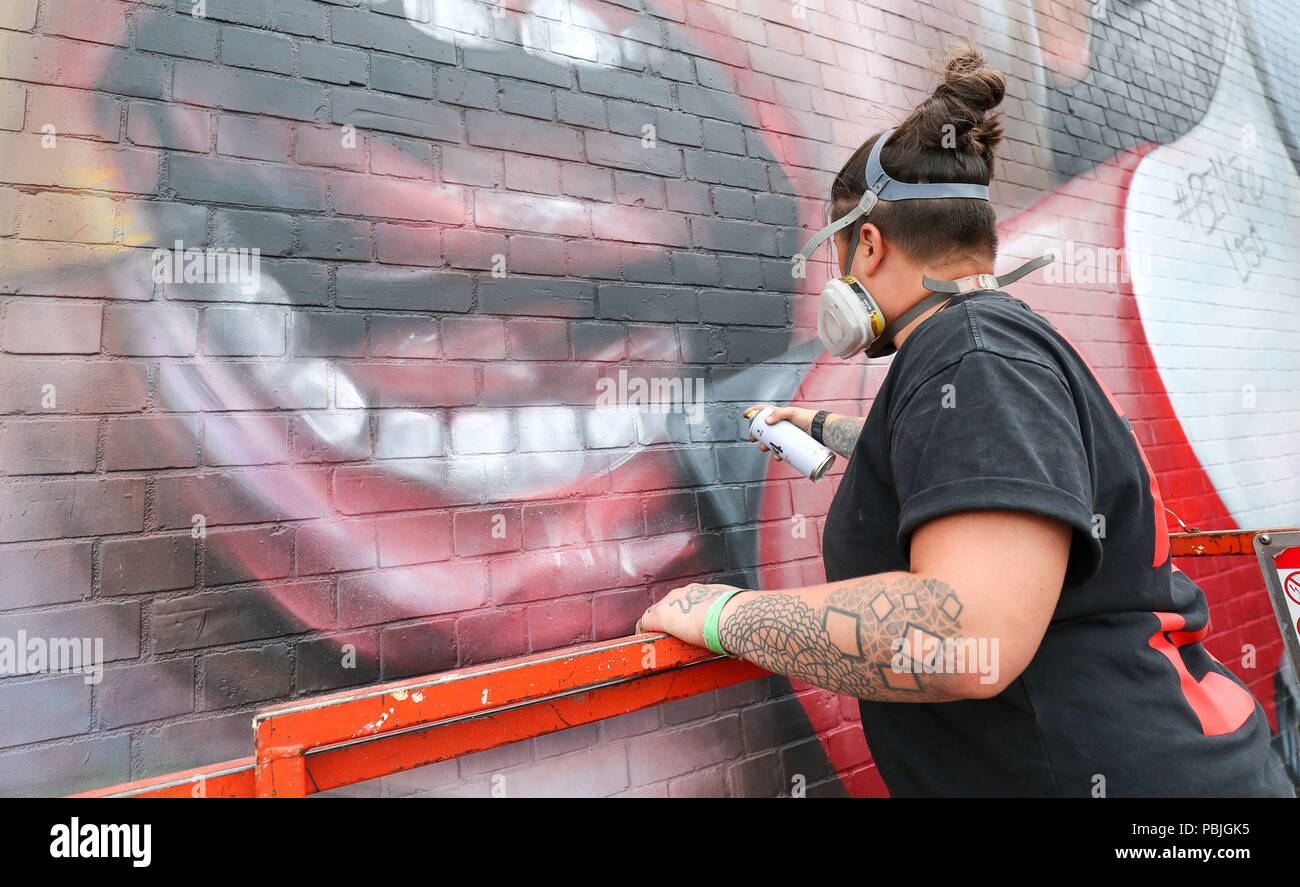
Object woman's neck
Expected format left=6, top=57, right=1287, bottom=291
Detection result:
left=889, top=257, right=994, bottom=350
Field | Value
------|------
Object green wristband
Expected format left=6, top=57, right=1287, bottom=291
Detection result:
left=703, top=589, right=745, bottom=657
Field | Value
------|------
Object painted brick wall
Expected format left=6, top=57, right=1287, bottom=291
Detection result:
left=0, top=0, right=1297, bottom=797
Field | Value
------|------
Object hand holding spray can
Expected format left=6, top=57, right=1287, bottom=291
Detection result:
left=745, top=407, right=836, bottom=482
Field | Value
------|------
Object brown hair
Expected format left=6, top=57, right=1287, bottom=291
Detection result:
left=831, top=46, right=1006, bottom=264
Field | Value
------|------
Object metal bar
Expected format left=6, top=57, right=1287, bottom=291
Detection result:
left=249, top=634, right=762, bottom=797
left=302, top=655, right=762, bottom=794
left=1253, top=531, right=1300, bottom=682
left=1170, top=529, right=1299, bottom=557
left=255, top=710, right=317, bottom=798
left=251, top=634, right=742, bottom=755
left=70, top=757, right=256, bottom=798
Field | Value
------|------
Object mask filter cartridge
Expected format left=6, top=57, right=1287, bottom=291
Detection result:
left=817, top=276, right=886, bottom=360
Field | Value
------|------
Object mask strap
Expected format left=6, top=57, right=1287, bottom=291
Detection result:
left=843, top=218, right=863, bottom=282
left=863, top=290, right=953, bottom=358
left=797, top=191, right=877, bottom=262
left=795, top=127, right=991, bottom=264
left=921, top=254, right=1055, bottom=294
left=864, top=129, right=991, bottom=202
left=865, top=254, right=1056, bottom=358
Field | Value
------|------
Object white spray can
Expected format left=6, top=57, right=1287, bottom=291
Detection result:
left=745, top=407, right=836, bottom=482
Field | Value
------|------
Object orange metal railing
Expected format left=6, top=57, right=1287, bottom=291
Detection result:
left=74, top=529, right=1296, bottom=798
left=76, top=633, right=764, bottom=798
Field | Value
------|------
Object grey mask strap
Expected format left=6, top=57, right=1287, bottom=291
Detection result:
left=865, top=254, right=1055, bottom=359
left=795, top=127, right=992, bottom=264
left=796, top=190, right=878, bottom=262
left=864, top=128, right=991, bottom=202
left=863, top=290, right=953, bottom=359
left=921, top=254, right=1055, bottom=294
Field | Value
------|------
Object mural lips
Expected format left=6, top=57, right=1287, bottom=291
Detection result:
left=1, top=0, right=824, bottom=789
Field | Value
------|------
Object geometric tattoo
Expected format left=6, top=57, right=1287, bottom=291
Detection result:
left=717, top=574, right=965, bottom=701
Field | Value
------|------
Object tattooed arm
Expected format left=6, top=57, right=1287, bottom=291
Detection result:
left=819, top=414, right=865, bottom=458
left=746, top=405, right=865, bottom=459
left=715, top=573, right=975, bottom=702
left=641, top=509, right=1073, bottom=702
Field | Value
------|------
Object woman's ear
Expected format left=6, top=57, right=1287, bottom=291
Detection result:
left=857, top=223, right=886, bottom=277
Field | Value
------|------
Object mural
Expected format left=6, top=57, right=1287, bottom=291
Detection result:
left=0, top=0, right=1295, bottom=796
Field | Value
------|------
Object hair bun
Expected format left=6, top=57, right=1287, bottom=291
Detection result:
left=907, top=47, right=1006, bottom=158
left=938, top=49, right=1005, bottom=115
left=828, top=46, right=1004, bottom=263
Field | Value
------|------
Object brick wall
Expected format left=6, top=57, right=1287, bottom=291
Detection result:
left=0, top=0, right=1296, bottom=797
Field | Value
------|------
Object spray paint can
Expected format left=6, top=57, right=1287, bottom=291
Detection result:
left=745, top=407, right=836, bottom=482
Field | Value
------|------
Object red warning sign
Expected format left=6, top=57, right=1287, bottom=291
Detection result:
left=1262, top=540, right=1300, bottom=680
left=1286, top=570, right=1300, bottom=606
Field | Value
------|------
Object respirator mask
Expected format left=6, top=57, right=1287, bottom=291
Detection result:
left=796, top=128, right=1053, bottom=359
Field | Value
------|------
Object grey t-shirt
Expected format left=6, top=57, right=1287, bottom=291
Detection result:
left=822, top=289, right=1295, bottom=797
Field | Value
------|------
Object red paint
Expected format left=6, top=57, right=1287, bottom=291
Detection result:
left=1147, top=610, right=1256, bottom=736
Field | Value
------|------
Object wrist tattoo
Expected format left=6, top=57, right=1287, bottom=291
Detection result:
left=667, top=584, right=726, bottom=615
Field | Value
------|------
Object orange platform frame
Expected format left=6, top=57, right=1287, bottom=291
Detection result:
left=74, top=529, right=1297, bottom=798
